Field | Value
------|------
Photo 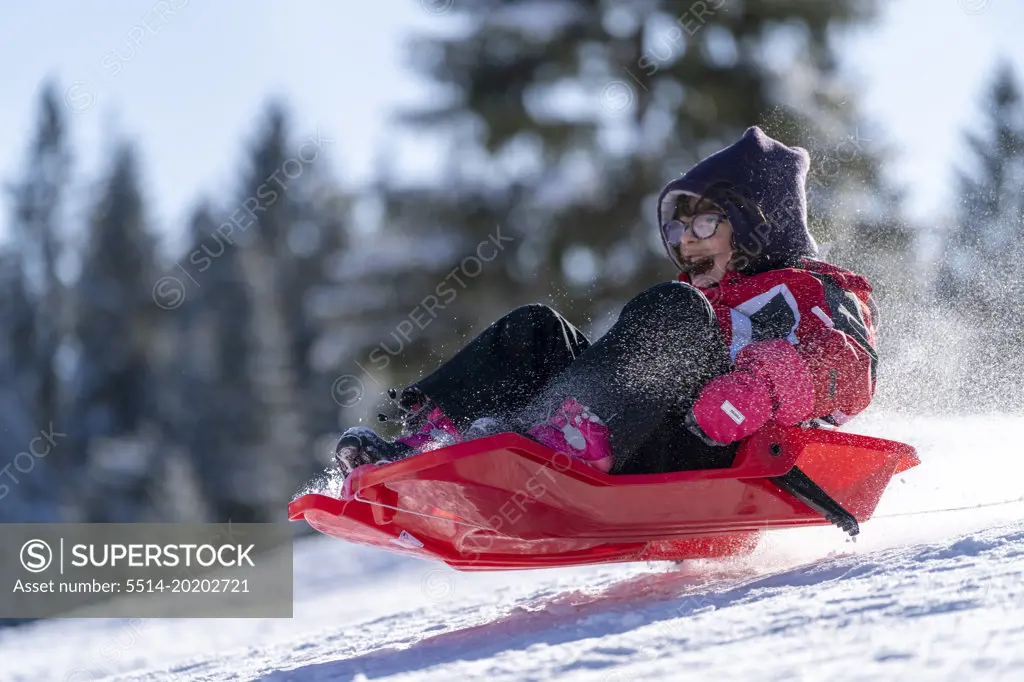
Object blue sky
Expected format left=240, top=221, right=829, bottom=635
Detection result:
left=1, top=0, right=1022, bottom=248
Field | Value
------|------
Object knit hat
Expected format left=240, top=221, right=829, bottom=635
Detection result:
left=657, top=126, right=818, bottom=275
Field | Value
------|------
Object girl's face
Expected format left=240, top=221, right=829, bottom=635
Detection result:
left=672, top=195, right=734, bottom=286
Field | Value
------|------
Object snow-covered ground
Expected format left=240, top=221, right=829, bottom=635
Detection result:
left=2, top=414, right=1023, bottom=682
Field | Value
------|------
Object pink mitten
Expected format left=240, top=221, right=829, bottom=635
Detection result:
left=689, top=340, right=816, bottom=445
left=733, top=339, right=814, bottom=427
left=690, top=371, right=773, bottom=444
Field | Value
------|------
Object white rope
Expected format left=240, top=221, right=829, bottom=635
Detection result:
left=874, top=496, right=1024, bottom=520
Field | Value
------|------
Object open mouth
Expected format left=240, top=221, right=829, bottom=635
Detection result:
left=678, top=255, right=716, bottom=275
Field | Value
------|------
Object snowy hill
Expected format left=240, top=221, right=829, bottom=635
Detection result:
left=2, top=414, right=1023, bottom=681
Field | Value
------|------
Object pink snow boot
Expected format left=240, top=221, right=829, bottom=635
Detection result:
left=527, top=397, right=615, bottom=473
left=394, top=406, right=461, bottom=452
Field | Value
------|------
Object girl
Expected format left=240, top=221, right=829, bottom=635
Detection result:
left=336, top=127, right=877, bottom=477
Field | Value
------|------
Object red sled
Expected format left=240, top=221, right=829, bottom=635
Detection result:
left=289, top=424, right=919, bottom=571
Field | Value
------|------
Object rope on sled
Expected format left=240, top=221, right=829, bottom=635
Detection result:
left=873, top=495, right=1024, bottom=520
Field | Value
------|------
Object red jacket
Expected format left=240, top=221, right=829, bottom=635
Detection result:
left=680, top=259, right=878, bottom=425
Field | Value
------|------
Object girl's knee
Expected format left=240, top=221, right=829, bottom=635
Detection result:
left=506, top=303, right=562, bottom=324
left=623, top=281, right=711, bottom=319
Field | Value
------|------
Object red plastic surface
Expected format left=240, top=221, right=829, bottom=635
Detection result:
left=289, top=424, right=919, bottom=571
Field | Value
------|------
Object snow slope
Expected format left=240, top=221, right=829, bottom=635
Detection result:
left=2, top=414, right=1023, bottom=682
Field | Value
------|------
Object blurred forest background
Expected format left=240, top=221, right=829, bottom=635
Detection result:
left=2, top=0, right=1022, bottom=525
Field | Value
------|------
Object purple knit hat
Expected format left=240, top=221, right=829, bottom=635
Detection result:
left=657, top=126, right=818, bottom=275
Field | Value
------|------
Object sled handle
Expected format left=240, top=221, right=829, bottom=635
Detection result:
left=352, top=489, right=496, bottom=532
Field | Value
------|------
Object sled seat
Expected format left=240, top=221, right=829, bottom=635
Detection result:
left=289, top=424, right=918, bottom=571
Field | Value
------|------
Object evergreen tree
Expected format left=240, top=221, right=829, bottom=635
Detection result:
left=166, top=108, right=347, bottom=519
left=70, top=142, right=163, bottom=521
left=285, top=182, right=354, bottom=467
left=169, top=202, right=261, bottom=521
left=936, top=61, right=1024, bottom=405
left=6, top=80, right=70, bottom=456
left=1, top=81, right=71, bottom=521
left=230, top=103, right=310, bottom=518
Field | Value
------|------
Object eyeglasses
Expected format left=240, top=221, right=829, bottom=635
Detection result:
left=661, top=212, right=726, bottom=245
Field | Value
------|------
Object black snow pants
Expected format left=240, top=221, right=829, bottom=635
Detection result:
left=410, top=281, right=739, bottom=475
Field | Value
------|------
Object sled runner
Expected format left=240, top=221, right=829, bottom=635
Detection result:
left=289, top=424, right=918, bottom=571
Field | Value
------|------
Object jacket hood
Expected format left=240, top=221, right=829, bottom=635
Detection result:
left=657, top=126, right=818, bottom=275
left=799, top=258, right=873, bottom=297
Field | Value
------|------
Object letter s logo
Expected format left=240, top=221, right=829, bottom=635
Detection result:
left=20, top=539, right=53, bottom=573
